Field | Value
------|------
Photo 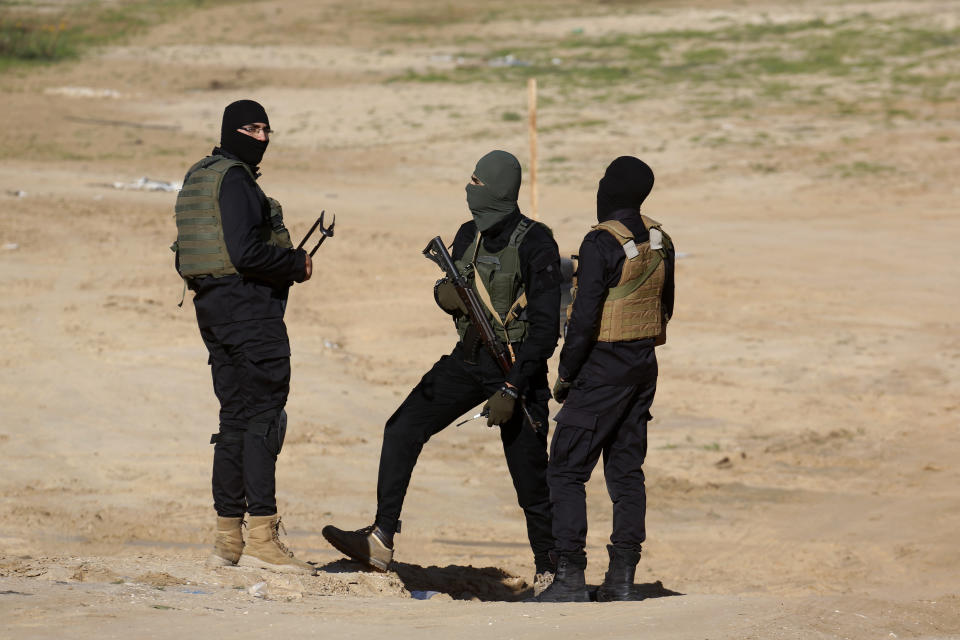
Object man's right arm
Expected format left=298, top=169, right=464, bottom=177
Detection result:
left=219, top=168, right=307, bottom=283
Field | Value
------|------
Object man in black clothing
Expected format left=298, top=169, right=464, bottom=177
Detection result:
left=534, top=156, right=675, bottom=602
left=322, top=150, right=561, bottom=588
left=173, top=99, right=316, bottom=574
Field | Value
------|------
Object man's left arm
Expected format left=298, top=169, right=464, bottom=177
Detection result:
left=220, top=170, right=306, bottom=284
left=505, top=230, right=562, bottom=392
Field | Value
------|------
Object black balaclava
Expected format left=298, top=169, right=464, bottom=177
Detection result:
left=465, top=150, right=521, bottom=232
left=220, top=99, right=270, bottom=167
left=596, top=156, right=655, bottom=221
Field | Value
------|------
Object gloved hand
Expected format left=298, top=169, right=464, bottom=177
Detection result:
left=484, top=385, right=518, bottom=426
left=434, top=279, right=467, bottom=315
left=552, top=377, right=572, bottom=403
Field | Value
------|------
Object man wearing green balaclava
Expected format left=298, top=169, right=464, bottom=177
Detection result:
left=323, top=150, right=563, bottom=593
left=465, top=149, right=522, bottom=231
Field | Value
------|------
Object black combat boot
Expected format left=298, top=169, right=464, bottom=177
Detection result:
left=530, top=552, right=589, bottom=602
left=322, top=523, right=394, bottom=572
left=596, top=544, right=642, bottom=602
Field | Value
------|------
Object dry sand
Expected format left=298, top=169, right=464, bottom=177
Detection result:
left=1, top=0, right=958, bottom=638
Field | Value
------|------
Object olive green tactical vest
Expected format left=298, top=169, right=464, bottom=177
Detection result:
left=567, top=215, right=672, bottom=344
left=454, top=216, right=544, bottom=345
left=172, top=156, right=291, bottom=279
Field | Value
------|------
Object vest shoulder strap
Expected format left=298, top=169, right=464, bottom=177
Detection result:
left=640, top=214, right=663, bottom=230
left=467, top=230, right=481, bottom=265
left=205, top=157, right=256, bottom=181
left=182, top=156, right=255, bottom=189
left=593, top=220, right=634, bottom=243
left=641, top=215, right=672, bottom=252
left=594, top=220, right=644, bottom=260
left=508, top=216, right=534, bottom=247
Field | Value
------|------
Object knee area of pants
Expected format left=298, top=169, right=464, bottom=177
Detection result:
left=517, top=495, right=551, bottom=511
left=605, top=473, right=646, bottom=490
left=548, top=466, right=592, bottom=483
left=383, top=424, right=431, bottom=446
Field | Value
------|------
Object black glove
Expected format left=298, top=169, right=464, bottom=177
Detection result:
left=552, top=377, right=572, bottom=403
left=434, top=279, right=467, bottom=315
left=484, top=385, right=518, bottom=427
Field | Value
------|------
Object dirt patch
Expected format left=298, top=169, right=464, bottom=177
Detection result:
left=1, top=0, right=959, bottom=638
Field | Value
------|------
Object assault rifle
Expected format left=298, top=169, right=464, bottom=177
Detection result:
left=423, top=236, right=542, bottom=434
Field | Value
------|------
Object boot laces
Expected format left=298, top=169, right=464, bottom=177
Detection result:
left=533, top=571, right=555, bottom=596
left=272, top=517, right=294, bottom=558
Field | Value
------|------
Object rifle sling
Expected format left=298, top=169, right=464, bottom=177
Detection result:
left=470, top=234, right=515, bottom=361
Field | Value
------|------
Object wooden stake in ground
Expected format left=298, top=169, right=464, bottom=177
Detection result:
left=527, top=77, right=538, bottom=221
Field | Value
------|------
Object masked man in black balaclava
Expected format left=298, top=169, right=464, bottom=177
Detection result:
left=532, top=156, right=676, bottom=602
left=323, top=150, right=562, bottom=592
left=172, top=99, right=317, bottom=574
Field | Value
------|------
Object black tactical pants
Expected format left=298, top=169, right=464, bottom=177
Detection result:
left=548, top=377, right=657, bottom=556
left=200, top=318, right=290, bottom=518
left=374, top=343, right=555, bottom=572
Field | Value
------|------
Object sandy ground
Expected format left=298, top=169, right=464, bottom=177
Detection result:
left=1, top=0, right=959, bottom=638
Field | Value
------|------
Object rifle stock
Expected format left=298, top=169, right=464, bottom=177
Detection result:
left=423, top=236, right=542, bottom=434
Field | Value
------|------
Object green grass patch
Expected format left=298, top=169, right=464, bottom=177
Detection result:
left=370, top=5, right=484, bottom=26
left=884, top=106, right=914, bottom=119
left=833, top=161, right=897, bottom=178
left=385, top=12, right=960, bottom=114
left=387, top=69, right=458, bottom=83
left=0, top=18, right=75, bottom=65
left=749, top=162, right=779, bottom=174
left=540, top=119, right=606, bottom=133
left=759, top=81, right=793, bottom=99
left=891, top=70, right=960, bottom=102
left=683, top=47, right=728, bottom=65
left=0, top=0, right=249, bottom=72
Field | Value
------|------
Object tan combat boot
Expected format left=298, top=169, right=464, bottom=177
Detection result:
left=238, top=515, right=316, bottom=575
left=205, top=516, right=244, bottom=568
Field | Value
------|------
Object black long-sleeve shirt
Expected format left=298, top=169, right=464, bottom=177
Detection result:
left=451, top=212, right=562, bottom=392
left=186, top=148, right=307, bottom=328
left=558, top=208, right=675, bottom=386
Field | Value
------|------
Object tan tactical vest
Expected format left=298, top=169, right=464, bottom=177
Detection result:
left=568, top=215, right=671, bottom=343
left=172, top=156, right=291, bottom=279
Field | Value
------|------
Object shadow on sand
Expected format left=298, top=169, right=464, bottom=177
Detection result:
left=320, top=558, right=682, bottom=602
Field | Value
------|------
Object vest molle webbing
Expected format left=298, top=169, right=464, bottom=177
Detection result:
left=454, top=216, right=544, bottom=345
left=173, top=156, right=291, bottom=279
left=586, top=215, right=671, bottom=343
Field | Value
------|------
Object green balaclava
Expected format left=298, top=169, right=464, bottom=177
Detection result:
left=465, top=150, right=521, bottom=232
